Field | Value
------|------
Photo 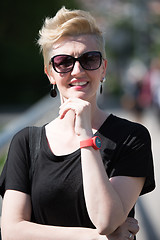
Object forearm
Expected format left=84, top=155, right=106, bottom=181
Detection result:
left=81, top=147, right=126, bottom=235
left=2, top=220, right=101, bottom=240
left=1, top=190, right=100, bottom=240
left=2, top=217, right=139, bottom=240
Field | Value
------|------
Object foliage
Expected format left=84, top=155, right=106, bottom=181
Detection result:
left=0, top=153, right=7, bottom=173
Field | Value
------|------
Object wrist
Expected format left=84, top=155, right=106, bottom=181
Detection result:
left=80, top=136, right=102, bottom=150
left=78, top=130, right=93, bottom=141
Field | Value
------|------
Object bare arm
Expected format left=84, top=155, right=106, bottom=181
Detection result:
left=1, top=190, right=139, bottom=240
left=59, top=98, right=145, bottom=236
left=1, top=190, right=100, bottom=240
left=81, top=147, right=145, bottom=235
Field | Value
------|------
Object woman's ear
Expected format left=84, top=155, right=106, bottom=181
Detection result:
left=102, top=59, right=107, bottom=78
left=44, top=65, right=56, bottom=84
left=44, top=65, right=48, bottom=76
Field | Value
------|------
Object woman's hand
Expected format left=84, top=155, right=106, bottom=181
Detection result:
left=59, top=98, right=93, bottom=139
left=107, top=217, right=139, bottom=240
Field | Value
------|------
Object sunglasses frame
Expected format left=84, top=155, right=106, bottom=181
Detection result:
left=50, top=51, right=102, bottom=73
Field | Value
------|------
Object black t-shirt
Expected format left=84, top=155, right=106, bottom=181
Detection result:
left=0, top=114, right=155, bottom=228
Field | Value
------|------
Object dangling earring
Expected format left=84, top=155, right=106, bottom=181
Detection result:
left=103, top=77, right=106, bottom=82
left=100, top=77, right=106, bottom=94
left=50, top=84, right=57, bottom=98
left=100, top=82, right=103, bottom=94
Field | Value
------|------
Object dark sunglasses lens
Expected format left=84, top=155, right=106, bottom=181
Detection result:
left=53, top=55, right=74, bottom=73
left=80, top=52, right=102, bottom=70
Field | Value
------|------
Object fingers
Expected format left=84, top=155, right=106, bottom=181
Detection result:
left=59, top=98, right=92, bottom=137
left=59, top=105, right=75, bottom=119
left=107, top=218, right=138, bottom=240
left=59, top=98, right=90, bottom=119
left=128, top=232, right=134, bottom=240
left=125, top=217, right=139, bottom=235
left=126, top=217, right=138, bottom=225
left=59, top=98, right=90, bottom=110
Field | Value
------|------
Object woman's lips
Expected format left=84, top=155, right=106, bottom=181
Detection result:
left=69, top=81, right=88, bottom=87
left=69, top=79, right=89, bottom=89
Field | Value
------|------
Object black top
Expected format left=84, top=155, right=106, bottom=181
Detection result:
left=0, top=114, right=155, bottom=228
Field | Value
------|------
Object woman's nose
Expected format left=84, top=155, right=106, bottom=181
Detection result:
left=71, top=61, right=84, bottom=75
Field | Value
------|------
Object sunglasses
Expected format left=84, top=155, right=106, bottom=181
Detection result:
left=50, top=51, right=102, bottom=73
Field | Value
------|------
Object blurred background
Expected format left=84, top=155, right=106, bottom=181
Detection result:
left=0, top=0, right=160, bottom=239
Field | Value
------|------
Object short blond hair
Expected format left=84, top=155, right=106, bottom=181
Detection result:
left=37, top=7, right=106, bottom=68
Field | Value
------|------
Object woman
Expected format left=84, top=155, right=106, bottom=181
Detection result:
left=0, top=7, right=155, bottom=240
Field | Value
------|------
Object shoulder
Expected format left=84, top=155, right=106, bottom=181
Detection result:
left=99, top=114, right=152, bottom=151
left=11, top=126, right=44, bottom=144
left=9, top=126, right=44, bottom=153
left=109, top=114, right=151, bottom=141
left=10, top=127, right=30, bottom=147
